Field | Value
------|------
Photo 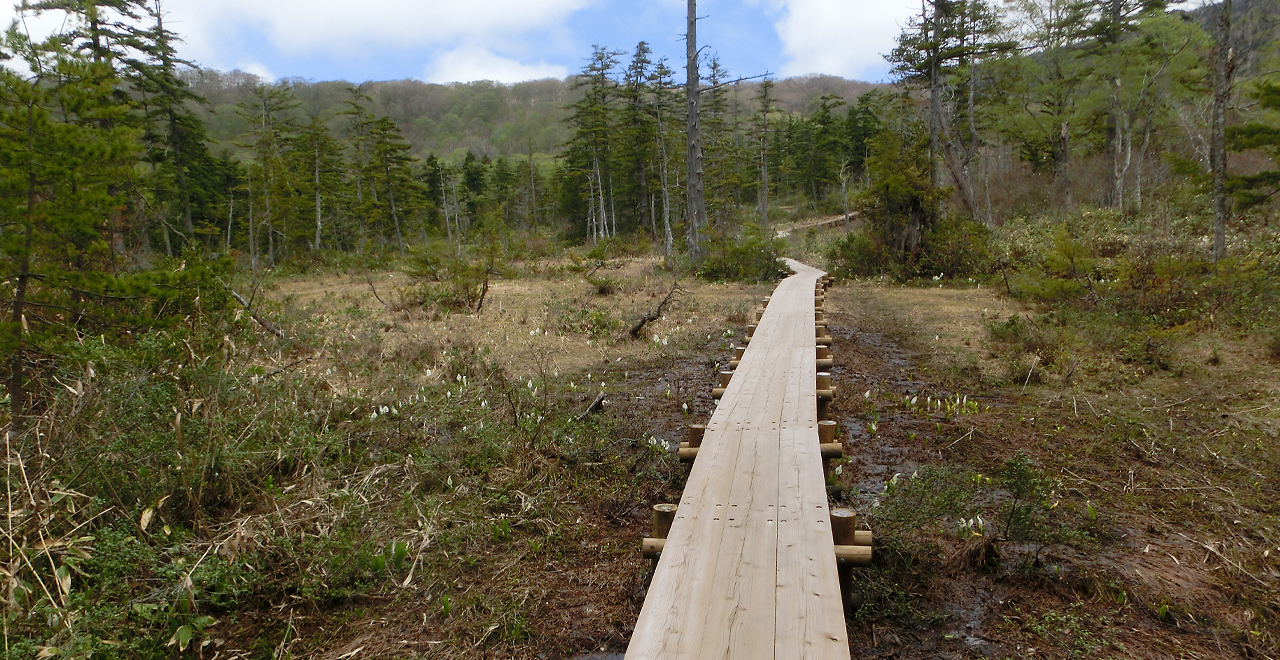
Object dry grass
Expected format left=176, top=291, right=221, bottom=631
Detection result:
left=822, top=276, right=1280, bottom=659
left=266, top=258, right=772, bottom=387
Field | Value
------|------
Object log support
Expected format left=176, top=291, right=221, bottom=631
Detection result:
left=831, top=508, right=873, bottom=610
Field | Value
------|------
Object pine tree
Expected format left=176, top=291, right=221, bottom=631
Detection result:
left=890, top=0, right=1012, bottom=219
left=650, top=58, right=680, bottom=259
left=618, top=42, right=657, bottom=237
left=236, top=84, right=299, bottom=271
left=290, top=116, right=348, bottom=250
left=367, top=116, right=421, bottom=255
left=754, top=79, right=776, bottom=226
left=1227, top=81, right=1280, bottom=210
left=0, top=26, right=138, bottom=419
left=564, top=47, right=621, bottom=243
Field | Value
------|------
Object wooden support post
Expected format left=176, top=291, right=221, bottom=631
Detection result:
left=652, top=504, right=677, bottom=539
left=831, top=508, right=857, bottom=545
left=712, top=370, right=731, bottom=398
left=687, top=424, right=705, bottom=448
left=817, top=398, right=830, bottom=421
left=642, top=537, right=666, bottom=559
left=816, top=324, right=832, bottom=345
left=818, top=420, right=837, bottom=444
left=817, top=371, right=835, bottom=401
left=815, top=310, right=825, bottom=323
left=817, top=345, right=833, bottom=369
left=730, top=346, right=746, bottom=369
left=832, top=508, right=872, bottom=608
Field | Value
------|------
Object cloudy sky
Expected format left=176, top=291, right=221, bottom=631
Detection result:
left=1, top=0, right=919, bottom=84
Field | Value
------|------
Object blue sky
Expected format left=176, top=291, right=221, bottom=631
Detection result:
left=3, top=0, right=924, bottom=84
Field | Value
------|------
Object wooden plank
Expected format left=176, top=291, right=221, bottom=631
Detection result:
left=626, top=262, right=848, bottom=660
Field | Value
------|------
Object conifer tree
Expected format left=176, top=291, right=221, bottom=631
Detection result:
left=564, top=47, right=621, bottom=243
left=754, top=79, right=776, bottom=226
left=368, top=116, right=420, bottom=255
left=0, top=26, right=138, bottom=419
left=650, top=58, right=679, bottom=259
left=890, top=0, right=1011, bottom=218
left=618, top=42, right=657, bottom=236
left=290, top=116, right=348, bottom=250
left=236, top=84, right=299, bottom=270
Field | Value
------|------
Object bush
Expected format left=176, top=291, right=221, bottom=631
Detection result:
left=404, top=237, right=512, bottom=314
left=697, top=224, right=789, bottom=282
left=825, top=231, right=895, bottom=279
left=826, top=217, right=993, bottom=281
left=921, top=217, right=994, bottom=277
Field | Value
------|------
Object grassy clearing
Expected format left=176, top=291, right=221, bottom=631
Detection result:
left=1, top=253, right=773, bottom=660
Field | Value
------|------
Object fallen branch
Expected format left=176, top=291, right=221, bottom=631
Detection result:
left=228, top=289, right=287, bottom=340
left=575, top=392, right=606, bottom=422
left=628, top=280, right=683, bottom=339
left=366, top=273, right=390, bottom=309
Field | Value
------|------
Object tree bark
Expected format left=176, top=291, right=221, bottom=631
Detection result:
left=927, top=1, right=942, bottom=189
left=1210, top=0, right=1234, bottom=262
left=314, top=145, right=323, bottom=251
left=685, top=0, right=707, bottom=263
left=384, top=161, right=405, bottom=256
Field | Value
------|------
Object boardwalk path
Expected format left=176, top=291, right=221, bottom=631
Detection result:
left=626, top=259, right=848, bottom=660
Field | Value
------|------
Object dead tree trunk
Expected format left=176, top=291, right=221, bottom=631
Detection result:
left=1210, top=0, right=1234, bottom=262
left=685, top=0, right=707, bottom=264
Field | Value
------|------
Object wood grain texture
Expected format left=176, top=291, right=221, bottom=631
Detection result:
left=626, top=260, right=849, bottom=660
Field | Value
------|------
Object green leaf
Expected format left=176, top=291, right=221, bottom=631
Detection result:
left=168, top=625, right=194, bottom=651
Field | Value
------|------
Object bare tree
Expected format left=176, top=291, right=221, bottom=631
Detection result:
left=685, top=0, right=707, bottom=264
left=1210, top=0, right=1234, bottom=262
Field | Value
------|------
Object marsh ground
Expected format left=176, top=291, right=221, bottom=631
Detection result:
left=226, top=237, right=1277, bottom=659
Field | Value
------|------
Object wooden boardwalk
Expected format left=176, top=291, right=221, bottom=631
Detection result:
left=626, top=260, right=849, bottom=660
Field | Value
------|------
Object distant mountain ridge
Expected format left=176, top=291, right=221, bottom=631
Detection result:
left=182, top=70, right=883, bottom=163
left=1190, top=0, right=1280, bottom=75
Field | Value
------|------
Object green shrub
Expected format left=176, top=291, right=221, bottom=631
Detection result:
left=405, top=236, right=512, bottom=314
left=871, top=466, right=975, bottom=540
left=921, top=217, right=994, bottom=277
left=697, top=224, right=789, bottom=283
left=825, top=217, right=992, bottom=281
left=553, top=304, right=621, bottom=338
left=825, top=231, right=895, bottom=279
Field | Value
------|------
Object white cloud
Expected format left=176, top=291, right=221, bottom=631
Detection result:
left=425, top=45, right=567, bottom=83
left=770, top=0, right=916, bottom=81
left=1, top=1, right=589, bottom=83
left=160, top=0, right=593, bottom=66
left=236, top=61, right=276, bottom=83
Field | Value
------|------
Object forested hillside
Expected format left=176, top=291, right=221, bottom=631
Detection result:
left=3, top=0, right=1280, bottom=658
left=182, top=69, right=879, bottom=162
